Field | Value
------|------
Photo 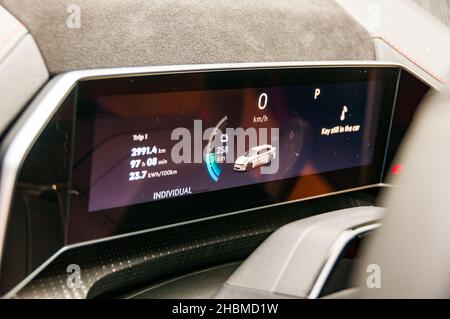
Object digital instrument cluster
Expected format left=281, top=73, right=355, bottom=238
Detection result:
left=86, top=81, right=383, bottom=212
left=60, top=65, right=403, bottom=242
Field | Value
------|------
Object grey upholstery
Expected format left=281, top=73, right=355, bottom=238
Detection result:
left=337, top=0, right=450, bottom=89
left=0, top=6, right=48, bottom=135
left=0, top=5, right=26, bottom=59
left=353, top=90, right=450, bottom=298
left=415, top=0, right=450, bottom=27
left=0, top=0, right=375, bottom=74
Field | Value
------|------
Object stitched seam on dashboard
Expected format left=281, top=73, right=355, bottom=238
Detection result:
left=375, top=34, right=447, bottom=85
left=0, top=23, right=24, bottom=46
left=0, top=32, right=28, bottom=66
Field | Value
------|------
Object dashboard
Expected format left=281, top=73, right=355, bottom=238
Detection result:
left=0, top=62, right=430, bottom=296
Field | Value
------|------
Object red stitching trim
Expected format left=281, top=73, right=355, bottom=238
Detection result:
left=379, top=34, right=447, bottom=85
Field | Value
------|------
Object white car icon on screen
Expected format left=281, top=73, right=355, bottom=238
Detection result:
left=234, top=144, right=277, bottom=171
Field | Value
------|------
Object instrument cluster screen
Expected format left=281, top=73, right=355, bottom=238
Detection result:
left=77, top=68, right=391, bottom=212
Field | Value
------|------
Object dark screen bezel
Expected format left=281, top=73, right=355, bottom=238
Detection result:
left=67, top=66, right=399, bottom=244
left=383, top=69, right=430, bottom=178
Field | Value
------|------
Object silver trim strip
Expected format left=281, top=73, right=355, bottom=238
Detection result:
left=0, top=61, right=436, bottom=297
left=308, top=223, right=381, bottom=299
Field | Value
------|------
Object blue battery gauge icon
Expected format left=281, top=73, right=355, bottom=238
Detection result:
left=204, top=116, right=227, bottom=182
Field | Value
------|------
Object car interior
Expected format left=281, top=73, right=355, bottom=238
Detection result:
left=1, top=0, right=450, bottom=300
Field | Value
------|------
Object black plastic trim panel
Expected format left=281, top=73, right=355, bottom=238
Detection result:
left=13, top=191, right=375, bottom=298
